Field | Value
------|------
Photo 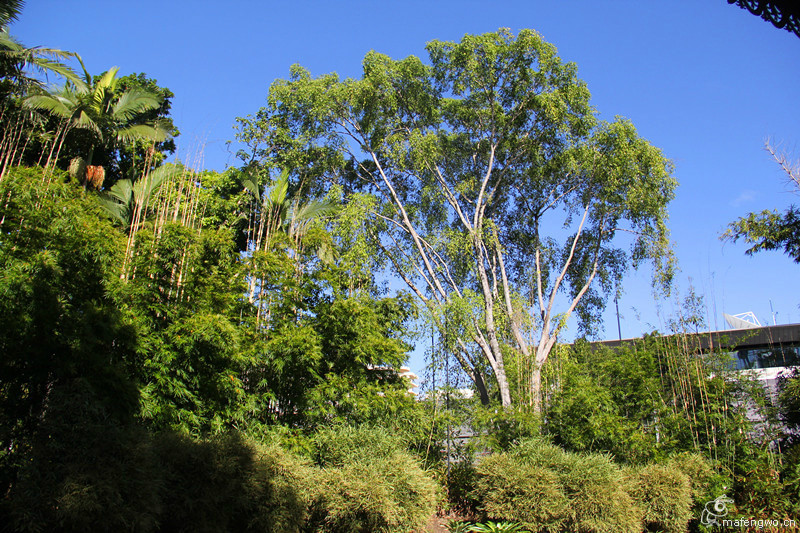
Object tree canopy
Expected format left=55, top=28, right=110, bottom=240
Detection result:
left=236, top=28, right=677, bottom=408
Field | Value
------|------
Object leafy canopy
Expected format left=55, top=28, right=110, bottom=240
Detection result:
left=237, top=28, right=676, bottom=408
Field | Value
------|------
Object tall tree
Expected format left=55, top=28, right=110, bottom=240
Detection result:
left=238, top=29, right=676, bottom=409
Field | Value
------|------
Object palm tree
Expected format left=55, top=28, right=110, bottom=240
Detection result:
left=22, top=65, right=170, bottom=181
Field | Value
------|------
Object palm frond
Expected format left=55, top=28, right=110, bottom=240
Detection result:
left=105, top=177, right=135, bottom=205
left=24, top=55, right=83, bottom=86
left=74, top=109, right=101, bottom=135
left=99, top=179, right=134, bottom=225
left=116, top=123, right=169, bottom=144
left=267, top=169, right=289, bottom=207
left=293, top=197, right=340, bottom=223
left=1, top=28, right=85, bottom=88
left=22, top=93, right=73, bottom=118
left=133, top=164, right=180, bottom=200
left=0, top=0, right=23, bottom=26
left=112, top=89, right=161, bottom=122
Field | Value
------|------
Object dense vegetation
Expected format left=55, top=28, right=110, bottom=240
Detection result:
left=1, top=3, right=799, bottom=531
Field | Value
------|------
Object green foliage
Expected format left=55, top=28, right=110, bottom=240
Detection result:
left=468, top=521, right=528, bottom=532
left=446, top=520, right=475, bottom=533
left=7, top=427, right=314, bottom=533
left=4, top=380, right=160, bottom=533
left=475, top=439, right=645, bottom=533
left=307, top=426, right=438, bottom=533
left=544, top=336, right=756, bottom=465
left=474, top=452, right=569, bottom=532
left=304, top=374, right=425, bottom=438
left=471, top=405, right=541, bottom=452
left=153, top=432, right=311, bottom=533
left=0, top=167, right=136, bottom=494
left=666, top=452, right=719, bottom=509
left=625, top=464, right=692, bottom=533
left=443, top=459, right=480, bottom=516
left=126, top=222, right=247, bottom=435
left=312, top=425, right=405, bottom=467
left=778, top=368, right=800, bottom=442
left=242, top=290, right=418, bottom=429
left=723, top=206, right=800, bottom=263
left=779, top=444, right=800, bottom=519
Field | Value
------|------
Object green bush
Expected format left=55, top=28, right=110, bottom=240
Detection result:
left=475, top=440, right=643, bottom=533
left=554, top=451, right=641, bottom=533
left=4, top=379, right=162, bottom=533
left=626, top=464, right=692, bottom=533
left=444, top=459, right=480, bottom=515
left=154, top=432, right=311, bottom=533
left=474, top=453, right=568, bottom=532
left=312, top=425, right=402, bottom=466
left=307, top=426, right=438, bottom=533
left=471, top=406, right=540, bottom=452
left=666, top=452, right=715, bottom=504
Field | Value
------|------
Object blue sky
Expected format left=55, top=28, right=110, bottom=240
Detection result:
left=12, top=1, right=800, bottom=380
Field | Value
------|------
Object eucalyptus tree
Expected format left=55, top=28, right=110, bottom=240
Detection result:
left=237, top=29, right=676, bottom=409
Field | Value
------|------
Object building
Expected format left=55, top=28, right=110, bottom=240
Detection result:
left=594, top=322, right=800, bottom=400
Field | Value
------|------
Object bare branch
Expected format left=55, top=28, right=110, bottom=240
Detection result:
left=765, top=139, right=800, bottom=192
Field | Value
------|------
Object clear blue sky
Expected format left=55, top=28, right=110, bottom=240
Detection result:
left=12, top=1, right=800, bottom=382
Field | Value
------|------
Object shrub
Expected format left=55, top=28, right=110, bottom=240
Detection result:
left=666, top=452, right=717, bottom=504
left=471, top=406, right=540, bottom=452
left=474, top=453, right=568, bottom=532
left=4, top=380, right=162, bottom=533
left=307, top=426, right=438, bottom=532
left=154, top=432, right=311, bottom=533
left=554, top=451, right=641, bottom=533
left=475, top=439, right=643, bottom=533
left=312, top=425, right=402, bottom=466
left=444, top=459, right=480, bottom=515
left=626, top=464, right=692, bottom=533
